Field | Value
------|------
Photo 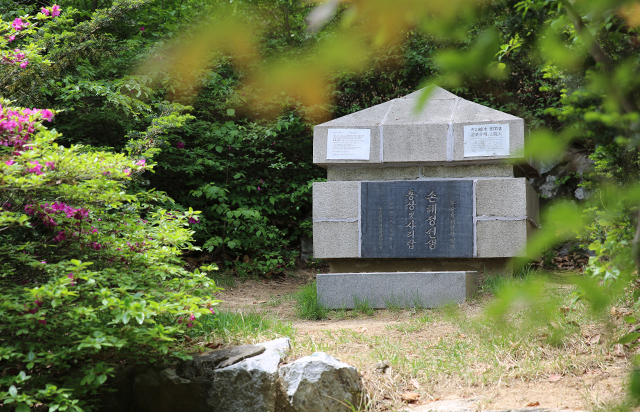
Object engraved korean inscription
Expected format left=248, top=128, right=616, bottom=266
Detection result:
left=361, top=181, right=473, bottom=258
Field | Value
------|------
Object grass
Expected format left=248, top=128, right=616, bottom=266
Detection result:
left=209, top=271, right=237, bottom=289
left=382, top=294, right=403, bottom=312
left=266, top=294, right=283, bottom=307
left=189, top=310, right=295, bottom=344
left=295, top=281, right=329, bottom=320
left=289, top=270, right=630, bottom=411
left=482, top=263, right=537, bottom=295
left=353, top=296, right=375, bottom=316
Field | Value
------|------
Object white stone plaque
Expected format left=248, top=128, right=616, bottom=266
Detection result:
left=463, top=124, right=510, bottom=157
left=326, top=129, right=371, bottom=160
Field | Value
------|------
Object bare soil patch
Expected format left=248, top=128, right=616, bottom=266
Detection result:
left=213, top=271, right=633, bottom=411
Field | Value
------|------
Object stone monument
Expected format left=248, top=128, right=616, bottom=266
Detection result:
left=312, top=86, right=540, bottom=309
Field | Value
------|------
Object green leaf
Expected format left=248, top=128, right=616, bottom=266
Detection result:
left=97, top=374, right=108, bottom=385
left=9, top=385, right=17, bottom=398
left=227, top=109, right=235, bottom=116
left=617, top=332, right=640, bottom=344
left=16, top=403, right=30, bottom=412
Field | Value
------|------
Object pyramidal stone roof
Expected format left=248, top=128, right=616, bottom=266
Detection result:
left=313, top=86, right=533, bottom=171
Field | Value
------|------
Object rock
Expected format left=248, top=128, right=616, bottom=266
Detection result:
left=530, top=147, right=594, bottom=204
left=278, top=352, right=362, bottom=412
left=103, top=338, right=291, bottom=412
left=401, top=391, right=420, bottom=403
left=574, top=187, right=591, bottom=200
left=176, top=344, right=266, bottom=379
left=375, top=360, right=390, bottom=373
left=207, top=337, right=291, bottom=412
left=536, top=175, right=558, bottom=199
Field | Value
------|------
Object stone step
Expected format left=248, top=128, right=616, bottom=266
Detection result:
left=316, top=271, right=477, bottom=309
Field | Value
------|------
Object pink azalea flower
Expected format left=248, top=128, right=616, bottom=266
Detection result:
left=5, top=159, right=15, bottom=166
left=19, top=61, right=28, bottom=69
left=209, top=308, right=216, bottom=314
left=27, top=161, right=43, bottom=175
left=187, top=322, right=193, bottom=328
left=11, top=18, right=29, bottom=31
left=45, top=161, right=55, bottom=169
left=257, top=187, right=261, bottom=191
left=8, top=35, right=15, bottom=42
left=124, top=168, right=131, bottom=176
left=135, top=159, right=146, bottom=166
left=51, top=5, right=61, bottom=16
left=41, top=7, right=50, bottom=16
left=189, top=313, right=195, bottom=321
left=41, top=109, right=53, bottom=121
left=140, top=26, right=145, bottom=32
left=176, top=142, right=185, bottom=149
left=38, top=319, right=46, bottom=325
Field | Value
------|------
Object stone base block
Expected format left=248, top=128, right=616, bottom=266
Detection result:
left=317, top=271, right=477, bottom=309
left=312, top=221, right=359, bottom=258
left=476, top=219, right=533, bottom=258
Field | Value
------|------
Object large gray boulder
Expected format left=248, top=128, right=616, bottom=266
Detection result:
left=277, top=352, right=362, bottom=412
left=104, top=337, right=291, bottom=412
left=207, top=338, right=290, bottom=412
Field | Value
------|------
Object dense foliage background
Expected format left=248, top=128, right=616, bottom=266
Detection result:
left=3, top=0, right=640, bottom=409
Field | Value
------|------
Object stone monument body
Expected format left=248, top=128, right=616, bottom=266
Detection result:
left=312, top=87, right=540, bottom=308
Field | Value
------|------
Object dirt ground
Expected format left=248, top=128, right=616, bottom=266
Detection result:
left=214, top=270, right=633, bottom=411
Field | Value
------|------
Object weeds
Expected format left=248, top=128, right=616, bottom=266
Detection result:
left=382, top=294, right=403, bottom=312
left=482, top=264, right=537, bottom=295
left=353, top=296, right=374, bottom=316
left=266, top=294, right=283, bottom=307
left=295, top=281, right=329, bottom=320
left=190, top=310, right=295, bottom=344
left=209, top=271, right=237, bottom=289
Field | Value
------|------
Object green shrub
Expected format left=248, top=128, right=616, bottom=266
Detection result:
left=0, top=101, right=221, bottom=411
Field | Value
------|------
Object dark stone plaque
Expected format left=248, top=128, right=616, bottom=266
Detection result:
left=361, top=181, right=473, bottom=258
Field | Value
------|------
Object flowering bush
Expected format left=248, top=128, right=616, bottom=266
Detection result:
left=1, top=5, right=61, bottom=69
left=0, top=100, right=220, bottom=410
